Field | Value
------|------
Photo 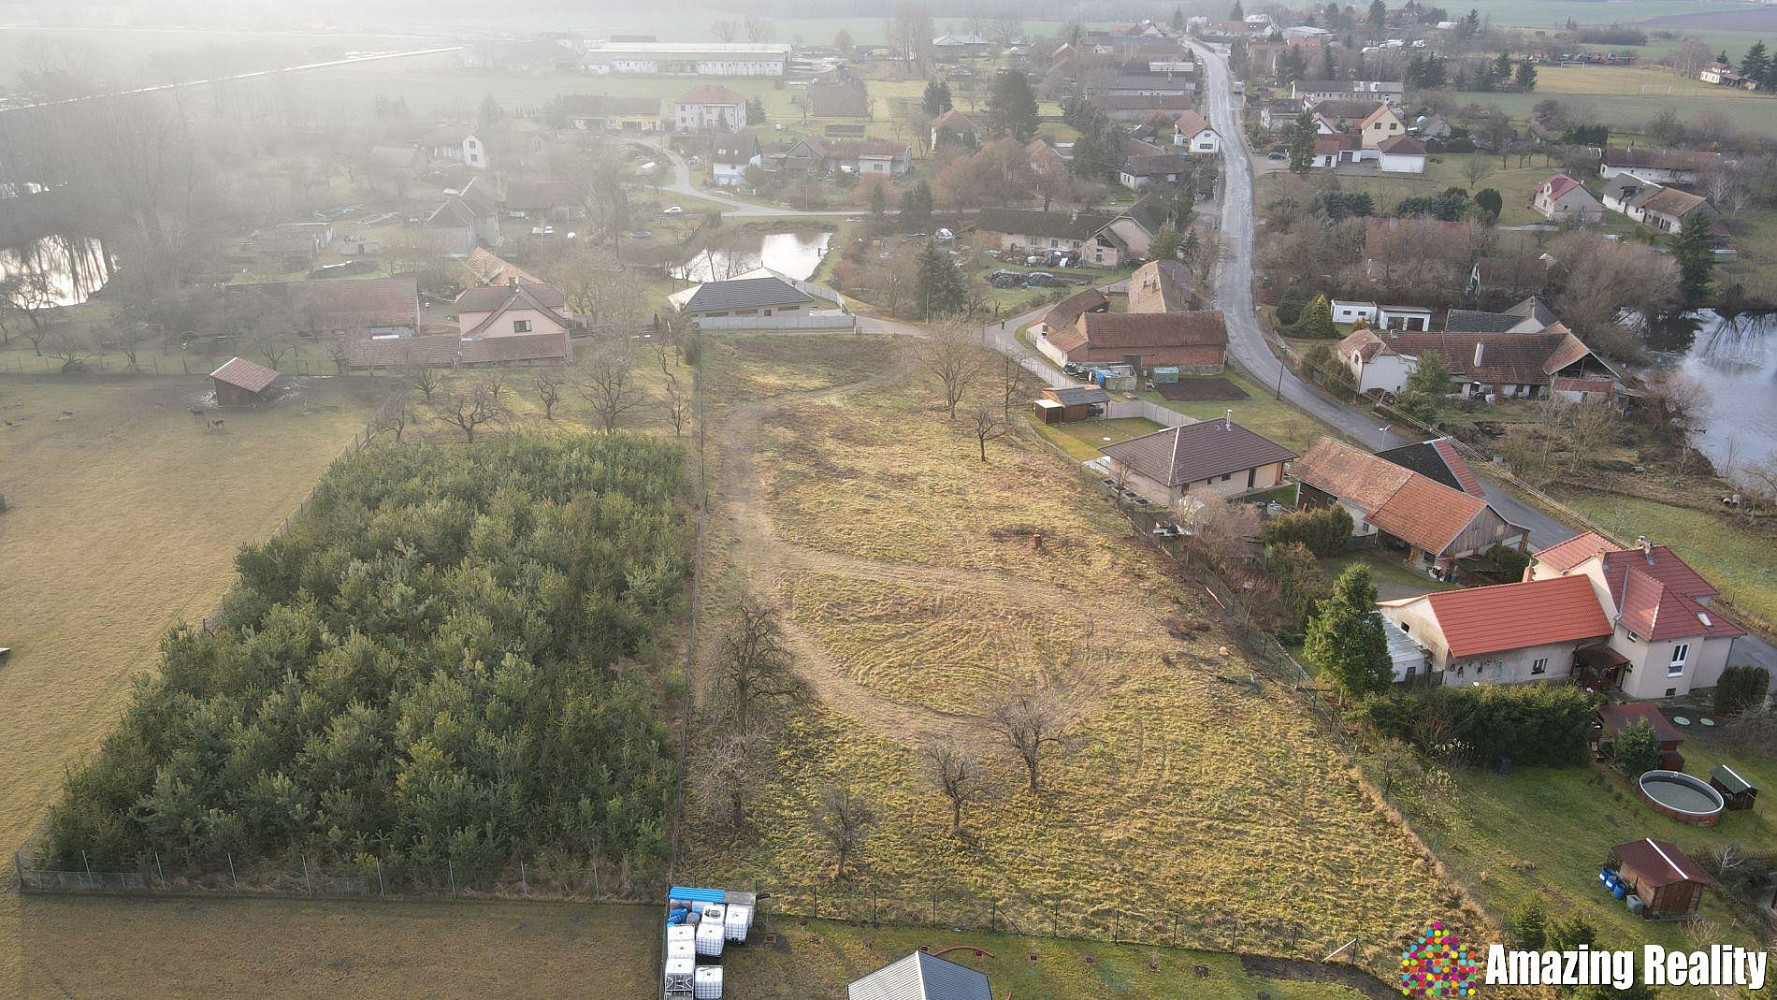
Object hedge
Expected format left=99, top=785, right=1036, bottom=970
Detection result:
left=1353, top=683, right=1599, bottom=767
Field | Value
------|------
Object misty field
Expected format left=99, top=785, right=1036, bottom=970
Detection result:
left=684, top=336, right=1483, bottom=979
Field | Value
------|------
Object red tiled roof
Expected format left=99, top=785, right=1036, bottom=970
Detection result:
left=1313, top=134, right=1358, bottom=156
left=1531, top=530, right=1614, bottom=572
left=1603, top=548, right=1743, bottom=642
left=1174, top=109, right=1212, bottom=137
left=1388, top=575, right=1611, bottom=658
left=210, top=357, right=280, bottom=393
left=1040, top=289, right=1111, bottom=331
left=1430, top=439, right=1482, bottom=495
left=457, top=281, right=567, bottom=313
left=1543, top=174, right=1581, bottom=200
left=1292, top=437, right=1510, bottom=555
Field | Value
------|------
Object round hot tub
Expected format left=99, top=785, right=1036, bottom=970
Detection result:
left=1637, top=770, right=1725, bottom=827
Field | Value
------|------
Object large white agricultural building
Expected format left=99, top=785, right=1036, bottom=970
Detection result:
left=584, top=41, right=791, bottom=76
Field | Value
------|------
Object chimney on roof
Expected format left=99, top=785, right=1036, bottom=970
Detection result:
left=1637, top=535, right=1654, bottom=563
left=1473, top=342, right=1485, bottom=367
left=1224, top=408, right=1232, bottom=430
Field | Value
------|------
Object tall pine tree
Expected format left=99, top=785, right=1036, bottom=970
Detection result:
left=1304, top=565, right=1393, bottom=699
left=915, top=240, right=967, bottom=317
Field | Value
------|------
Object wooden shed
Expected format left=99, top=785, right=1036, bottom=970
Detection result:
left=1035, top=385, right=1109, bottom=423
left=1596, top=703, right=1685, bottom=771
left=1710, top=764, right=1759, bottom=811
left=209, top=357, right=281, bottom=407
left=1612, top=838, right=1712, bottom=919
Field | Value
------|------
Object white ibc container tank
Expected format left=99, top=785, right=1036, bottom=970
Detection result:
left=700, top=903, right=725, bottom=924
left=668, top=925, right=695, bottom=946
left=723, top=903, right=751, bottom=942
left=664, top=956, right=695, bottom=995
left=695, top=919, right=726, bottom=957
left=694, top=965, right=724, bottom=1000
left=667, top=936, right=695, bottom=961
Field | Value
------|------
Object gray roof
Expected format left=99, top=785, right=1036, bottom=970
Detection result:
left=1047, top=385, right=1110, bottom=405
left=678, top=276, right=812, bottom=313
left=849, top=952, right=993, bottom=1000
left=1443, top=309, right=1523, bottom=334
left=1099, top=419, right=1296, bottom=487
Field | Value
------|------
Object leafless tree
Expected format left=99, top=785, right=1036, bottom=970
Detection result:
left=998, top=351, right=1029, bottom=419
left=664, top=373, right=691, bottom=437
left=743, top=14, right=776, bottom=42
left=693, top=726, right=773, bottom=833
left=481, top=370, right=510, bottom=405
left=715, top=599, right=801, bottom=734
left=432, top=378, right=507, bottom=443
left=988, top=687, right=1078, bottom=794
left=373, top=390, right=413, bottom=443
left=915, top=320, right=988, bottom=419
left=926, top=739, right=987, bottom=835
left=712, top=20, right=741, bottom=42
left=812, top=784, right=877, bottom=880
left=968, top=401, right=1009, bottom=461
left=534, top=369, right=565, bottom=420
left=1460, top=157, right=1492, bottom=191
left=408, top=363, right=443, bottom=402
left=1645, top=370, right=1711, bottom=437
left=43, top=327, right=91, bottom=372
left=578, top=340, right=645, bottom=434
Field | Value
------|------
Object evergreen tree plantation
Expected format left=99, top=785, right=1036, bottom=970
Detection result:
left=42, top=435, right=689, bottom=875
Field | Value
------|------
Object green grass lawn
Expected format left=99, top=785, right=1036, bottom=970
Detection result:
left=1029, top=415, right=1166, bottom=462
left=1418, top=729, right=1777, bottom=958
left=1555, top=491, right=1777, bottom=635
left=1323, top=551, right=1457, bottom=602
left=726, top=918, right=1376, bottom=1000
left=1138, top=373, right=1323, bottom=453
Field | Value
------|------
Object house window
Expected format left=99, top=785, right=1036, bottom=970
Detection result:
left=1668, top=643, right=1689, bottom=675
left=1666, top=687, right=1678, bottom=698
left=512, top=319, right=532, bottom=333
left=1221, top=473, right=1232, bottom=482
left=1531, top=657, right=1548, bottom=675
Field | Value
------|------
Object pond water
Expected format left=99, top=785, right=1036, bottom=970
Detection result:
left=0, top=234, right=113, bottom=306
left=1645, top=309, right=1777, bottom=478
left=673, top=230, right=830, bottom=283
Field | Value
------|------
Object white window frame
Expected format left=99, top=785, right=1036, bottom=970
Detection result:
left=512, top=319, right=532, bottom=333
left=1668, top=643, right=1689, bottom=675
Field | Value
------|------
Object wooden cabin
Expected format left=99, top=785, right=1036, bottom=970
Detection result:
left=209, top=357, right=281, bottom=407
left=1596, top=703, right=1685, bottom=771
left=1612, top=838, right=1712, bottom=919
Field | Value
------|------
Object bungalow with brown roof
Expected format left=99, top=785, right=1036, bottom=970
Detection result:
left=1118, top=151, right=1192, bottom=191
left=828, top=140, right=912, bottom=177
left=930, top=109, right=979, bottom=150
left=1528, top=532, right=1747, bottom=700
left=1599, top=146, right=1722, bottom=186
left=456, top=281, right=574, bottom=343
left=1534, top=174, right=1605, bottom=223
left=1293, top=437, right=1528, bottom=576
left=1171, top=110, right=1220, bottom=154
left=1378, top=575, right=1612, bottom=684
left=1099, top=417, right=1297, bottom=505
left=225, top=278, right=419, bottom=340
left=1602, top=175, right=1718, bottom=235
left=1038, top=310, right=1227, bottom=373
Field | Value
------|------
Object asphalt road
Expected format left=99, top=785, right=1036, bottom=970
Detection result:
left=1185, top=40, right=1578, bottom=551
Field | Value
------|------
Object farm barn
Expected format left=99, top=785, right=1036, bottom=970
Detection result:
left=209, top=357, right=281, bottom=407
left=1611, top=838, right=1712, bottom=919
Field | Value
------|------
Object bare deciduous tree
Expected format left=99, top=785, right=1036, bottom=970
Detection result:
left=578, top=340, right=645, bottom=434
left=812, top=784, right=877, bottom=880
left=534, top=369, right=565, bottom=421
left=409, top=363, right=443, bottom=402
left=712, top=19, right=741, bottom=42
left=373, top=390, right=413, bottom=443
left=915, top=319, right=988, bottom=419
left=664, top=373, right=691, bottom=437
left=988, top=687, right=1078, bottom=795
left=432, top=378, right=507, bottom=443
left=968, top=401, right=1008, bottom=461
left=716, top=599, right=801, bottom=734
left=926, top=739, right=987, bottom=836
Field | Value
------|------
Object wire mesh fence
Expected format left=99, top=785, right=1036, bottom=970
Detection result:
left=0, top=354, right=334, bottom=376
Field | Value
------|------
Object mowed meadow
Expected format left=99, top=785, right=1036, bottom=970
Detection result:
left=0, top=375, right=377, bottom=991
left=684, top=337, right=1483, bottom=978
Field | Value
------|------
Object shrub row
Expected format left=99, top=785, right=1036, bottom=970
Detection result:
left=1353, top=683, right=1599, bottom=767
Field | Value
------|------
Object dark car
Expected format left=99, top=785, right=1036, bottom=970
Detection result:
left=1022, top=272, right=1062, bottom=287
left=1267, top=151, right=1287, bottom=160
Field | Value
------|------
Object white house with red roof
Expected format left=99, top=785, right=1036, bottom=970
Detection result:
left=1533, top=174, right=1605, bottom=224
left=1379, top=575, right=1614, bottom=686
left=1527, top=533, right=1746, bottom=699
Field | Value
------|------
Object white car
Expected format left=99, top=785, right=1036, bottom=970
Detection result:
left=664, top=206, right=684, bottom=215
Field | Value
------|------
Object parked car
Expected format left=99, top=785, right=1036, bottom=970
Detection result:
left=1063, top=362, right=1087, bottom=377
left=664, top=206, right=684, bottom=215
left=628, top=230, right=654, bottom=239
left=1267, top=151, right=1287, bottom=160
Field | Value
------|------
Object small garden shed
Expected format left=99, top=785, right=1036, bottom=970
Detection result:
left=209, top=357, right=281, bottom=407
left=1612, top=838, right=1712, bottom=919
left=1710, top=764, right=1759, bottom=811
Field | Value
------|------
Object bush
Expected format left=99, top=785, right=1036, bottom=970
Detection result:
left=1275, top=287, right=1310, bottom=326
left=1715, top=665, right=1771, bottom=716
left=1485, top=544, right=1531, bottom=581
left=1265, top=540, right=1330, bottom=630
left=44, top=435, right=689, bottom=872
left=1288, top=294, right=1338, bottom=338
left=1353, top=683, right=1599, bottom=767
left=1613, top=718, right=1662, bottom=777
left=1260, top=505, right=1353, bottom=557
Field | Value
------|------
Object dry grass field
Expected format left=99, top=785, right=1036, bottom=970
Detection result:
left=684, top=336, right=1485, bottom=979
left=0, top=375, right=379, bottom=993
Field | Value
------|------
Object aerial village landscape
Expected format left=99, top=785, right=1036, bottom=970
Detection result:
left=2, top=0, right=1777, bottom=995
